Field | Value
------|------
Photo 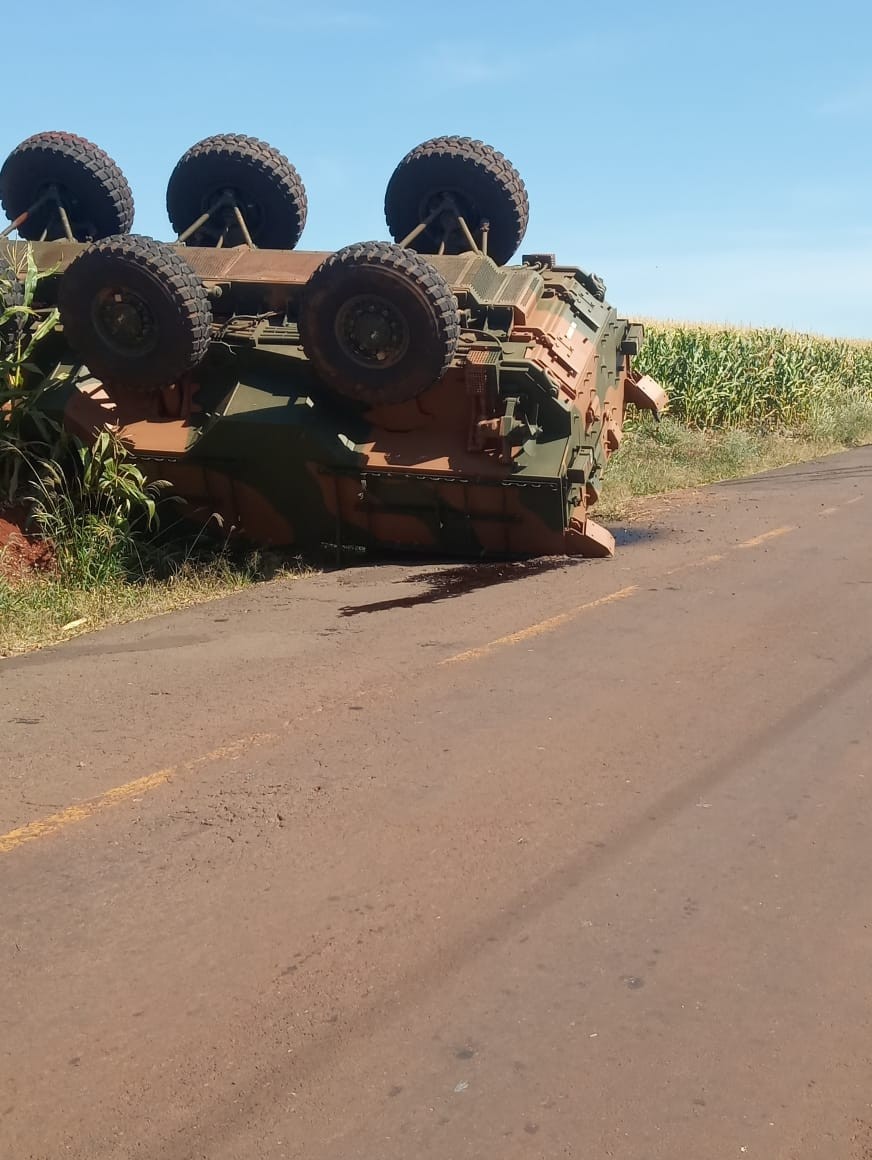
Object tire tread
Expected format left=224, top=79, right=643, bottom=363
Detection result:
left=59, top=234, right=212, bottom=390
left=301, top=240, right=459, bottom=404
left=385, top=135, right=528, bottom=265
left=166, top=133, right=307, bottom=249
left=0, top=131, right=134, bottom=240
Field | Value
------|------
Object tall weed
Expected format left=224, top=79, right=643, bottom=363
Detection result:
left=0, top=246, right=64, bottom=499
left=30, top=430, right=168, bottom=586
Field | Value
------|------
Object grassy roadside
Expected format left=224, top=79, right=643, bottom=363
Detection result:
left=0, top=553, right=315, bottom=657
left=6, top=411, right=867, bottom=656
left=596, top=323, right=872, bottom=519
left=3, top=320, right=871, bottom=657
left=0, top=563, right=251, bottom=657
left=597, top=409, right=872, bottom=521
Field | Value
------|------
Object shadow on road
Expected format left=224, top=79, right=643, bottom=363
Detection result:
left=338, top=558, right=582, bottom=617
left=338, top=524, right=667, bottom=617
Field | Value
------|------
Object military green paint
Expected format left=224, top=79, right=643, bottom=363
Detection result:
left=11, top=240, right=664, bottom=559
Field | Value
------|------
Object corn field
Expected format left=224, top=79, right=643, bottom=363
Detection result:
left=635, top=325, right=872, bottom=429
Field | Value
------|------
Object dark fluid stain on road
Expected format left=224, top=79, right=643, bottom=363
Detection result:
left=612, top=524, right=660, bottom=546
left=339, top=557, right=583, bottom=617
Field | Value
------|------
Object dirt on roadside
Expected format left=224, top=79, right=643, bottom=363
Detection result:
left=0, top=505, right=55, bottom=582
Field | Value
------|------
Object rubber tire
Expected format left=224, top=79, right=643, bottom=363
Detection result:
left=300, top=241, right=460, bottom=405
left=58, top=235, right=212, bottom=391
left=0, top=132, right=134, bottom=242
left=166, top=134, right=307, bottom=249
left=384, top=136, right=529, bottom=266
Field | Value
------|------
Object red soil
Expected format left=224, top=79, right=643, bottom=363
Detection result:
left=0, top=505, right=56, bottom=582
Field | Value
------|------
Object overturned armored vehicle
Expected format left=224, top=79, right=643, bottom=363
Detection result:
left=0, top=131, right=665, bottom=557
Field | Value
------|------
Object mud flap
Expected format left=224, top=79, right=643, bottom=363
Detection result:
left=565, top=515, right=615, bottom=558
left=624, top=370, right=668, bottom=418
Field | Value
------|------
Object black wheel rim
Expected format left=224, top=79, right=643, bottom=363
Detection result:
left=334, top=294, right=410, bottom=370
left=91, top=286, right=159, bottom=359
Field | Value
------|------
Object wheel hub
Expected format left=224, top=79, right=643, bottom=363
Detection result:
left=91, top=286, right=158, bottom=359
left=200, top=187, right=261, bottom=243
left=420, top=189, right=475, bottom=251
left=335, top=295, right=410, bottom=369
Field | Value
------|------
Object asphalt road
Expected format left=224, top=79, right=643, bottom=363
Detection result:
left=2, top=449, right=872, bottom=1160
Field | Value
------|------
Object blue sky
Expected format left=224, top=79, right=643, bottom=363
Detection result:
left=5, top=0, right=871, bottom=336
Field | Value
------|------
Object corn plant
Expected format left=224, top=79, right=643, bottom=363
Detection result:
left=0, top=246, right=64, bottom=500
left=2, top=246, right=173, bottom=584
left=636, top=325, right=872, bottom=431
left=30, top=430, right=168, bottom=586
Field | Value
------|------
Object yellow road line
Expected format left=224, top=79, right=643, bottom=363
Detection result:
left=0, top=733, right=275, bottom=857
left=667, top=552, right=725, bottom=576
left=819, top=496, right=863, bottom=517
left=440, top=585, right=640, bottom=666
left=0, top=512, right=827, bottom=855
left=443, top=521, right=801, bottom=667
left=735, top=525, right=796, bottom=550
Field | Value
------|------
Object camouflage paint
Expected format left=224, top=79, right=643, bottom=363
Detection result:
left=14, top=240, right=666, bottom=559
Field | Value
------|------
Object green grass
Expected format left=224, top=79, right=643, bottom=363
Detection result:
left=0, top=555, right=307, bottom=657
left=597, top=412, right=871, bottom=520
